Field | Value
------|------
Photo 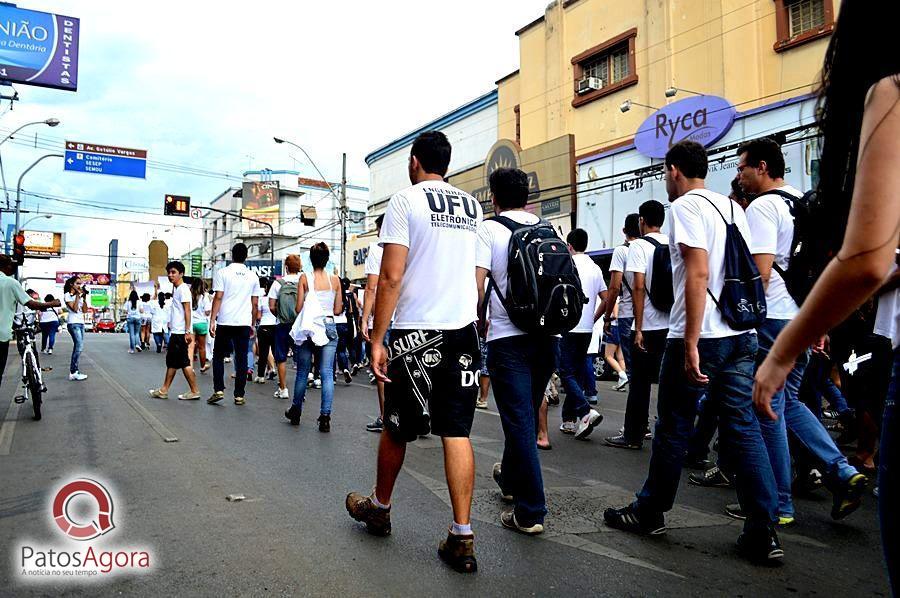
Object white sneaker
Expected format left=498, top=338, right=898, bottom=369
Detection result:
left=273, top=388, right=289, bottom=399
left=47, top=349, right=53, bottom=355
left=559, top=421, right=576, bottom=434
left=253, top=376, right=266, bottom=384
left=614, top=372, right=629, bottom=391
left=575, top=409, right=603, bottom=440
left=313, top=378, right=322, bottom=389
left=69, top=372, right=88, bottom=381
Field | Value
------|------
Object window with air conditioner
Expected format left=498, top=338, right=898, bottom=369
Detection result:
left=571, top=28, right=637, bottom=108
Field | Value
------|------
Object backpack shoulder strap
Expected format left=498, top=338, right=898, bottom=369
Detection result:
left=641, top=235, right=663, bottom=248
left=688, top=191, right=730, bottom=225
left=765, top=189, right=802, bottom=202
left=490, top=214, right=524, bottom=233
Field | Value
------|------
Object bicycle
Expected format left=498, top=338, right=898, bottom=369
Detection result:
left=12, top=311, right=45, bottom=421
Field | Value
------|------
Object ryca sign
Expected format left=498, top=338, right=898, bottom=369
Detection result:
left=634, top=95, right=736, bottom=159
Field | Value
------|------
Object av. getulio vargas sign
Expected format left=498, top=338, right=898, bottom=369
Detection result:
left=0, top=5, right=79, bottom=91
left=634, top=95, right=736, bottom=159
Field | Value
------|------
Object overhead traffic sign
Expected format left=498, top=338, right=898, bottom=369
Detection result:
left=190, top=207, right=202, bottom=220
left=64, top=141, right=147, bottom=179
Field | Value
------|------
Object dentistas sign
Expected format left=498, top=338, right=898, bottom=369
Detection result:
left=634, top=95, right=736, bottom=159
left=0, top=5, right=80, bottom=91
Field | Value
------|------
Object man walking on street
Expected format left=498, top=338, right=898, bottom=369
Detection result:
left=737, top=137, right=866, bottom=523
left=361, top=214, right=388, bottom=432
left=603, top=213, right=641, bottom=390
left=558, top=228, right=607, bottom=437
left=148, top=261, right=201, bottom=401
left=605, top=140, right=782, bottom=565
left=346, top=131, right=483, bottom=573
left=605, top=200, right=670, bottom=450
left=208, top=243, right=259, bottom=406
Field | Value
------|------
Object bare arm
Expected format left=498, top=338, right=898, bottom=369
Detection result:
left=682, top=245, right=710, bottom=384
left=295, top=276, right=307, bottom=314
left=26, top=299, right=61, bottom=311
left=755, top=80, right=900, bottom=417
left=632, top=272, right=646, bottom=349
left=361, top=273, right=379, bottom=340
left=604, top=272, right=623, bottom=323
left=183, top=300, right=194, bottom=343
left=208, top=291, right=224, bottom=337
left=476, top=267, right=489, bottom=336
left=371, top=244, right=409, bottom=381
left=332, top=275, right=343, bottom=316
left=269, top=297, right=277, bottom=314
left=251, top=294, right=259, bottom=325
left=594, top=289, right=608, bottom=322
left=752, top=254, right=775, bottom=291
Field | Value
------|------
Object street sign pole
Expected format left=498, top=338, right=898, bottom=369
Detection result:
left=15, top=154, right=63, bottom=279
left=197, top=206, right=275, bottom=276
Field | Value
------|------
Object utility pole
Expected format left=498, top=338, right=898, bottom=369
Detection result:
left=340, top=152, right=347, bottom=278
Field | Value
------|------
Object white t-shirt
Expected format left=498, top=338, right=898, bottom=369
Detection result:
left=150, top=302, right=168, bottom=333
left=168, top=283, right=192, bottom=334
left=364, top=242, right=382, bottom=276
left=192, top=294, right=212, bottom=325
left=64, top=292, right=85, bottom=325
left=212, top=263, right=259, bottom=327
left=380, top=180, right=483, bottom=330
left=258, top=286, right=277, bottom=326
left=626, top=232, right=671, bottom=332
left=572, top=253, right=608, bottom=333
left=476, top=210, right=541, bottom=341
left=745, top=185, right=802, bottom=320
left=140, top=301, right=153, bottom=322
left=609, top=243, right=634, bottom=319
left=875, top=258, right=900, bottom=349
left=40, top=308, right=59, bottom=323
left=667, top=190, right=753, bottom=340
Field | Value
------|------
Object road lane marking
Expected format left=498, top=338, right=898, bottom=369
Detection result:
left=83, top=354, right=178, bottom=443
left=0, top=395, right=21, bottom=455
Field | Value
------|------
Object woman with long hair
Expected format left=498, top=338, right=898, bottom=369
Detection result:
left=191, top=278, right=211, bottom=372
left=38, top=294, right=60, bottom=354
left=125, top=290, right=142, bottom=353
left=139, top=293, right=153, bottom=350
left=754, top=3, right=900, bottom=590
left=284, top=243, right=342, bottom=432
left=62, top=276, right=88, bottom=380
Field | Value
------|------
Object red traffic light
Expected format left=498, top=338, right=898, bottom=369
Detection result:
left=14, top=233, right=25, bottom=245
left=12, top=231, right=26, bottom=265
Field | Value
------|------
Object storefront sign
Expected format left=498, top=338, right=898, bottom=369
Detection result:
left=353, top=246, right=369, bottom=267
left=0, top=5, right=79, bottom=91
left=244, top=260, right=282, bottom=278
left=90, top=288, right=109, bottom=307
left=634, top=95, right=736, bottom=159
left=22, top=230, right=64, bottom=258
left=541, top=198, right=560, bottom=216
left=55, top=272, right=111, bottom=286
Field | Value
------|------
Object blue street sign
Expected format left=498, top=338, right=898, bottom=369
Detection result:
left=64, top=141, right=147, bottom=179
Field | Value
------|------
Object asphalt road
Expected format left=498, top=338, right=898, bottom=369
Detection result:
left=0, top=333, right=891, bottom=596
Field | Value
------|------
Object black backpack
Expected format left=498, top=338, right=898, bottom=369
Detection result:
left=485, top=215, right=586, bottom=335
left=764, top=189, right=818, bottom=306
left=641, top=235, right=674, bottom=312
left=694, top=193, right=768, bottom=331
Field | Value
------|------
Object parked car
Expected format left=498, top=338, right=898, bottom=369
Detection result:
left=96, top=318, right=116, bottom=333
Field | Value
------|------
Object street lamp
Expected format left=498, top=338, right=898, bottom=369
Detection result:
left=0, top=118, right=60, bottom=146
left=664, top=87, right=704, bottom=98
left=272, top=137, right=340, bottom=199
left=21, top=214, right=52, bottom=230
left=15, top=154, right=63, bottom=258
left=620, top=99, right=660, bottom=113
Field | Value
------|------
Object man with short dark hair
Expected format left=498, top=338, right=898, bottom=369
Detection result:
left=558, top=228, right=606, bottom=438
left=208, top=243, right=259, bottom=406
left=346, top=131, right=484, bottom=573
left=604, top=213, right=640, bottom=390
left=737, top=138, right=866, bottom=523
left=605, top=140, right=782, bottom=565
left=148, top=261, right=201, bottom=400
left=605, top=200, right=669, bottom=450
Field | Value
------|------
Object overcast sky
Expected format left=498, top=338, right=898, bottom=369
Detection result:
left=7, top=0, right=550, bottom=283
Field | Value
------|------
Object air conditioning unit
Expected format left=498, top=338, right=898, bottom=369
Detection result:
left=577, top=77, right=603, bottom=94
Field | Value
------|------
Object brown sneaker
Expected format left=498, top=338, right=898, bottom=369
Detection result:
left=345, top=492, right=391, bottom=536
left=438, top=531, right=477, bottom=573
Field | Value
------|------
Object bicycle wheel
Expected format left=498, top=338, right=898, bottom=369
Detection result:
left=25, top=351, right=42, bottom=421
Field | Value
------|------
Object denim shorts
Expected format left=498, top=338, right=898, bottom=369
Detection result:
left=607, top=321, right=621, bottom=346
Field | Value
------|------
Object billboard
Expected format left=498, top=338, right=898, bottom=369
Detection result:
left=244, top=260, right=283, bottom=278
left=55, top=272, right=111, bottom=286
left=89, top=288, right=109, bottom=307
left=242, top=181, right=279, bottom=233
left=0, top=6, right=80, bottom=91
left=23, top=230, right=64, bottom=258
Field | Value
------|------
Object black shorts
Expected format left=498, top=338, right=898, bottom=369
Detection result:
left=166, top=334, right=191, bottom=370
left=383, top=324, right=481, bottom=442
left=273, top=323, right=293, bottom=363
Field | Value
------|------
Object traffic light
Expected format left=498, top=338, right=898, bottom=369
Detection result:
left=164, top=194, right=191, bottom=217
left=12, top=231, right=26, bottom=265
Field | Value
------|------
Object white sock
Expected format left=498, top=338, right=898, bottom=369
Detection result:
left=618, top=371, right=628, bottom=381
left=450, top=522, right=472, bottom=536
left=370, top=494, right=390, bottom=510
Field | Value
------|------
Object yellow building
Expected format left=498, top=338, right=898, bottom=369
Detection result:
left=494, top=0, right=836, bottom=249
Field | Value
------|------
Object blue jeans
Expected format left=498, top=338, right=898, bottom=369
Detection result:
left=488, top=335, right=557, bottom=526
left=67, top=324, right=85, bottom=374
left=806, top=353, right=850, bottom=416
left=153, top=332, right=165, bottom=352
left=559, top=332, right=592, bottom=421
left=880, top=349, right=899, bottom=595
left=40, top=321, right=59, bottom=351
left=618, top=317, right=634, bottom=378
left=127, top=317, right=142, bottom=351
left=292, top=321, right=338, bottom=415
left=637, top=334, right=778, bottom=533
left=757, top=318, right=856, bottom=517
left=584, top=355, right=597, bottom=400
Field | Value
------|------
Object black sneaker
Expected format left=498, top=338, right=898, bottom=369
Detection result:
left=724, top=503, right=747, bottom=520
left=366, top=417, right=384, bottom=433
left=792, top=468, right=823, bottom=496
left=604, top=502, right=666, bottom=536
left=284, top=405, right=302, bottom=426
left=737, top=528, right=784, bottom=565
left=343, top=369, right=352, bottom=384
left=688, top=466, right=733, bottom=488
left=318, top=414, right=331, bottom=433
left=831, top=473, right=867, bottom=520
left=604, top=434, right=642, bottom=450
left=438, top=531, right=477, bottom=574
left=685, top=458, right=714, bottom=471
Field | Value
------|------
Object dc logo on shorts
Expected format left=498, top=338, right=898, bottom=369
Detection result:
left=422, top=348, right=442, bottom=368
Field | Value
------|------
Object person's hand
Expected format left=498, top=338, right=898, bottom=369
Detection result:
left=634, top=330, right=646, bottom=352
left=753, top=352, right=792, bottom=421
left=209, top=322, right=217, bottom=338
left=685, top=344, right=709, bottom=385
left=603, top=319, right=612, bottom=336
left=185, top=332, right=194, bottom=345
left=477, top=318, right=490, bottom=338
left=371, top=342, right=391, bottom=383
left=362, top=326, right=371, bottom=342
left=811, top=335, right=829, bottom=356
left=249, top=326, right=256, bottom=339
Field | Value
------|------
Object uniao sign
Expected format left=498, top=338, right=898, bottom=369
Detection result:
left=634, top=95, right=736, bottom=159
